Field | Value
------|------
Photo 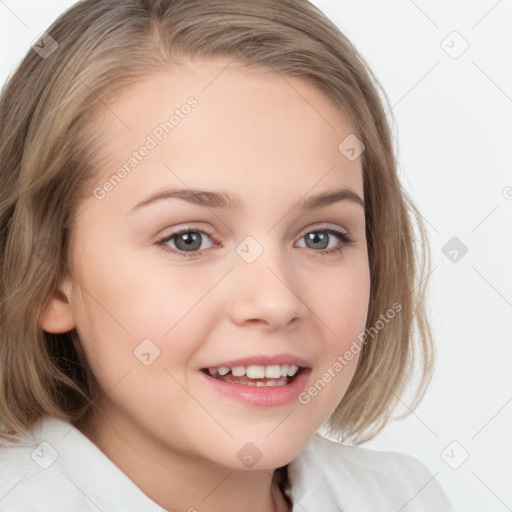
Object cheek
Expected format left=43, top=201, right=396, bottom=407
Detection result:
left=69, top=248, right=225, bottom=384
left=73, top=236, right=211, bottom=332
left=311, top=257, right=371, bottom=346
left=297, top=257, right=370, bottom=410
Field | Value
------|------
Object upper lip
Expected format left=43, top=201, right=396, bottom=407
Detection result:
left=201, top=354, right=311, bottom=369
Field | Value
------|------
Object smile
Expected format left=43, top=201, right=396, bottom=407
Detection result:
left=203, top=364, right=300, bottom=387
left=199, top=356, right=311, bottom=407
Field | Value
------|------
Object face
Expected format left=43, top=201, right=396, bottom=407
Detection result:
left=55, top=60, right=370, bottom=471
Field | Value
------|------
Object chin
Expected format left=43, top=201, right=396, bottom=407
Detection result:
left=200, top=428, right=315, bottom=472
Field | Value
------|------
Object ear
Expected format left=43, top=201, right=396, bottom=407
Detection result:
left=38, top=276, right=76, bottom=333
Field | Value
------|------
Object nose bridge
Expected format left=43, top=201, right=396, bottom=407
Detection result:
left=227, top=235, right=307, bottom=329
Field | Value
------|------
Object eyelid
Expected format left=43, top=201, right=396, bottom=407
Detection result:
left=156, top=225, right=215, bottom=242
left=295, top=222, right=350, bottom=238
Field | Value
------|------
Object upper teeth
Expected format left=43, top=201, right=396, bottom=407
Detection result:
left=209, top=364, right=299, bottom=378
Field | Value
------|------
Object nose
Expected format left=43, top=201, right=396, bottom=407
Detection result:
left=227, top=247, right=308, bottom=331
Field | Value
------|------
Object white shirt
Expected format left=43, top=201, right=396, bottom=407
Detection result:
left=0, top=417, right=452, bottom=511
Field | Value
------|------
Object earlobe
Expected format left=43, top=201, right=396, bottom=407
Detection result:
left=38, top=278, right=76, bottom=334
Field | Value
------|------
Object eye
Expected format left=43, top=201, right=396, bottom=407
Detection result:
left=296, top=228, right=353, bottom=255
left=156, top=226, right=354, bottom=259
left=157, top=228, right=215, bottom=258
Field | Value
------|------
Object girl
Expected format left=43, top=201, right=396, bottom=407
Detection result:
left=0, top=1, right=452, bottom=510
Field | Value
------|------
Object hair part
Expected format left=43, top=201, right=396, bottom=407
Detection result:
left=0, top=0, right=433, bottom=444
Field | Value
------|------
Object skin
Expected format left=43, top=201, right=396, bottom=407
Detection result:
left=40, top=59, right=370, bottom=512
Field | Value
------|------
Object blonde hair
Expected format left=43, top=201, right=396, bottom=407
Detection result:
left=0, top=0, right=432, bottom=444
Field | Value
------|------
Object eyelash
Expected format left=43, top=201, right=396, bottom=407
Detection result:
left=156, top=226, right=354, bottom=260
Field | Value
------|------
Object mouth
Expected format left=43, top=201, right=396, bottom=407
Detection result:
left=200, top=364, right=303, bottom=387
left=198, top=354, right=311, bottom=406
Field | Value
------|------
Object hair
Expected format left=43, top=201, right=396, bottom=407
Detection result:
left=0, top=0, right=433, bottom=445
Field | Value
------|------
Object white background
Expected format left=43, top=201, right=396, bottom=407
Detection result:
left=1, top=1, right=511, bottom=510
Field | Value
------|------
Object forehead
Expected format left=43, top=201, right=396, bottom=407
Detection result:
left=87, top=59, right=364, bottom=211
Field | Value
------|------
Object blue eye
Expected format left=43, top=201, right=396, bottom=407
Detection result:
left=156, top=227, right=353, bottom=259
left=157, top=229, right=214, bottom=257
left=297, top=229, right=353, bottom=256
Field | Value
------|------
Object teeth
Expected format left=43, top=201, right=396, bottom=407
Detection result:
left=288, top=365, right=299, bottom=377
left=207, top=364, right=301, bottom=379
left=246, top=365, right=265, bottom=378
left=231, top=366, right=246, bottom=377
left=246, top=378, right=287, bottom=387
left=265, top=365, right=282, bottom=379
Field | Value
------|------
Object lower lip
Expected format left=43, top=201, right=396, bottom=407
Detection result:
left=199, top=369, right=311, bottom=407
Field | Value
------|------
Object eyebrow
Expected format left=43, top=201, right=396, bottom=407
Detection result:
left=128, top=186, right=365, bottom=214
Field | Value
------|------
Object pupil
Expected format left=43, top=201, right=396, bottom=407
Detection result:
left=306, top=232, right=328, bottom=250
left=175, top=232, right=202, bottom=251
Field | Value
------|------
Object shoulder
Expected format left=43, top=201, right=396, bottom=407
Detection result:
left=0, top=417, right=165, bottom=512
left=0, top=419, right=86, bottom=511
left=288, top=434, right=453, bottom=512
left=307, top=433, right=437, bottom=482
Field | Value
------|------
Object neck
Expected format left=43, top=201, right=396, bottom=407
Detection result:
left=76, top=406, right=292, bottom=512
